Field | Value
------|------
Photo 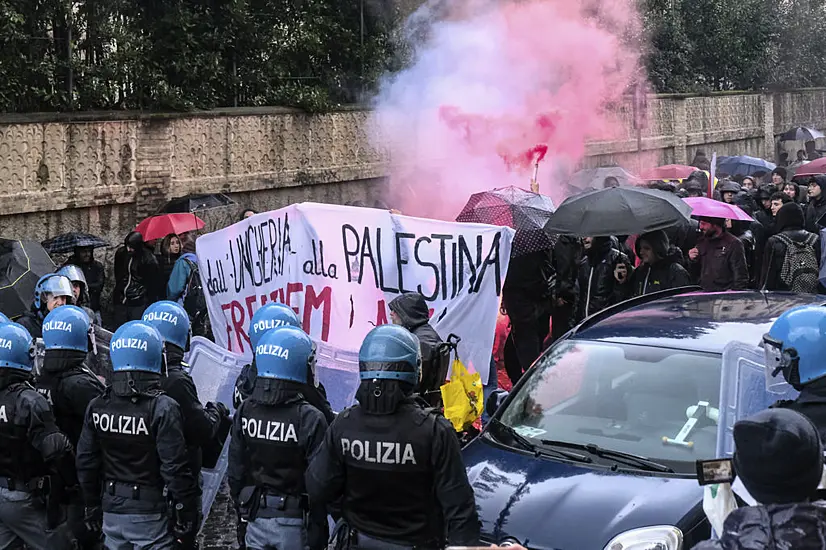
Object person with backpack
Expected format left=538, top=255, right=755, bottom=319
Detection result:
left=760, top=202, right=820, bottom=293
left=166, top=249, right=210, bottom=338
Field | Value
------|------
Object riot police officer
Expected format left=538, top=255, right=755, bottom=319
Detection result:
left=142, top=300, right=230, bottom=545
left=37, top=305, right=106, bottom=548
left=0, top=322, right=75, bottom=549
left=234, top=303, right=334, bottom=423
left=228, top=325, right=329, bottom=550
left=76, top=321, right=199, bottom=549
left=306, top=324, right=480, bottom=549
left=57, top=265, right=99, bottom=324
left=18, top=274, right=75, bottom=339
left=764, top=304, right=826, bottom=440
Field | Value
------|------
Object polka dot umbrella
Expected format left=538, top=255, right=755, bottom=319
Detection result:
left=456, top=186, right=556, bottom=256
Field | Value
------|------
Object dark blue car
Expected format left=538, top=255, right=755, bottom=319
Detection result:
left=465, top=289, right=823, bottom=550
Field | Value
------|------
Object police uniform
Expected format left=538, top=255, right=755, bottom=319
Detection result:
left=228, top=325, right=329, bottom=550
left=35, top=306, right=106, bottom=548
left=306, top=324, right=480, bottom=549
left=0, top=322, right=75, bottom=550
left=233, top=303, right=335, bottom=423
left=764, top=305, right=826, bottom=442
left=76, top=321, right=199, bottom=550
left=18, top=274, right=76, bottom=340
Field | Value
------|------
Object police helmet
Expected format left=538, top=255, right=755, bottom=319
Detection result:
left=0, top=322, right=35, bottom=371
left=33, top=274, right=74, bottom=310
left=0, top=312, right=9, bottom=325
left=57, top=265, right=88, bottom=289
left=110, top=321, right=165, bottom=375
left=249, top=303, right=301, bottom=349
left=763, top=305, right=826, bottom=389
left=358, top=324, right=421, bottom=385
left=42, top=305, right=92, bottom=353
left=255, top=326, right=313, bottom=383
left=142, top=300, right=191, bottom=350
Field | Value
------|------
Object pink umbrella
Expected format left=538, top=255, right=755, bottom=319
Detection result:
left=682, top=197, right=754, bottom=221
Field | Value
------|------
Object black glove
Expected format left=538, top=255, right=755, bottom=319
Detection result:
left=83, top=505, right=103, bottom=535
left=206, top=401, right=230, bottom=418
left=235, top=507, right=248, bottom=550
left=172, top=500, right=201, bottom=548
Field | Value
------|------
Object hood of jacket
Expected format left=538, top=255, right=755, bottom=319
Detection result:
left=586, top=236, right=615, bottom=264
left=775, top=202, right=806, bottom=233
left=388, top=292, right=430, bottom=330
left=710, top=502, right=826, bottom=549
left=42, top=349, right=87, bottom=375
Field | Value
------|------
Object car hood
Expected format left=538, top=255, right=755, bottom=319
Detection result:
left=465, top=436, right=705, bottom=549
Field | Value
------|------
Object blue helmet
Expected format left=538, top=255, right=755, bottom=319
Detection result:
left=110, top=321, right=165, bottom=374
left=0, top=313, right=9, bottom=325
left=255, top=326, right=314, bottom=383
left=249, top=303, right=301, bottom=349
left=142, top=301, right=191, bottom=350
left=33, top=274, right=74, bottom=310
left=42, top=305, right=92, bottom=353
left=358, top=324, right=421, bottom=385
left=0, top=322, right=34, bottom=371
left=764, top=305, right=826, bottom=389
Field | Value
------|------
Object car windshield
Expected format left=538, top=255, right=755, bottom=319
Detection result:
left=499, top=340, right=722, bottom=466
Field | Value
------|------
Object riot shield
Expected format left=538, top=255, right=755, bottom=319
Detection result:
left=716, top=341, right=799, bottom=459
left=184, top=336, right=246, bottom=528
left=315, top=341, right=360, bottom=411
left=88, top=326, right=112, bottom=380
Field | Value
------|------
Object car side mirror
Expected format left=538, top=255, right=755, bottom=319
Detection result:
left=486, top=389, right=509, bottom=418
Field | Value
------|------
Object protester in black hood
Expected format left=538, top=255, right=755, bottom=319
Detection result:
left=112, top=231, right=161, bottom=324
left=389, top=292, right=446, bottom=401
left=575, top=236, right=631, bottom=322
left=717, top=180, right=740, bottom=204
left=805, top=175, right=826, bottom=233
left=753, top=184, right=776, bottom=234
left=730, top=197, right=765, bottom=289
left=630, top=231, right=691, bottom=296
left=501, top=248, right=554, bottom=379
left=692, top=409, right=826, bottom=550
left=760, top=202, right=819, bottom=292
left=64, top=246, right=105, bottom=313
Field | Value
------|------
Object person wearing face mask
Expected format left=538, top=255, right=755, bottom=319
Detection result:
left=574, top=236, right=631, bottom=323
left=687, top=218, right=749, bottom=292
left=629, top=231, right=691, bottom=296
left=76, top=321, right=199, bottom=549
left=35, top=305, right=105, bottom=549
left=112, top=231, right=162, bottom=325
left=18, top=274, right=75, bottom=339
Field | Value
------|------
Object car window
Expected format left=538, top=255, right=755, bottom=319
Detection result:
left=499, top=340, right=721, bottom=465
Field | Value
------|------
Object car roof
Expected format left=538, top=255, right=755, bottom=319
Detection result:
left=574, top=291, right=824, bottom=354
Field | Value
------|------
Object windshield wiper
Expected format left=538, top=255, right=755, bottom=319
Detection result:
left=489, top=419, right=592, bottom=463
left=574, top=443, right=674, bottom=473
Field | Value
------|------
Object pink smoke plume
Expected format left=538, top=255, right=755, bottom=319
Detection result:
left=372, top=0, right=647, bottom=220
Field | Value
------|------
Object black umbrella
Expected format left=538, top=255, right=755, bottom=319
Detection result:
left=160, top=193, right=236, bottom=214
left=780, top=127, right=825, bottom=141
left=0, top=239, right=56, bottom=319
left=41, top=231, right=109, bottom=254
left=456, top=186, right=556, bottom=256
left=546, top=187, right=693, bottom=237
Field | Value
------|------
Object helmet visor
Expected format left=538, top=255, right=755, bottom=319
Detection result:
left=42, top=275, right=74, bottom=299
left=762, top=333, right=794, bottom=393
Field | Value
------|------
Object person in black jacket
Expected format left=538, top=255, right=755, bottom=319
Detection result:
left=753, top=184, right=776, bottom=236
left=550, top=236, right=581, bottom=343
left=389, top=292, right=446, bottom=400
left=804, top=176, right=826, bottom=234
left=141, top=300, right=229, bottom=548
left=228, top=326, right=329, bottom=550
left=35, top=305, right=106, bottom=549
left=112, top=232, right=162, bottom=326
left=0, top=322, right=75, bottom=550
left=307, top=324, right=480, bottom=549
left=691, top=409, right=826, bottom=550
left=760, top=202, right=820, bottom=293
left=64, top=246, right=106, bottom=315
left=630, top=231, right=691, bottom=296
left=76, top=321, right=199, bottom=549
left=575, top=237, right=631, bottom=322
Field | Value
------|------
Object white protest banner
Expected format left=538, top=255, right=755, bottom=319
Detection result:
left=195, top=202, right=514, bottom=384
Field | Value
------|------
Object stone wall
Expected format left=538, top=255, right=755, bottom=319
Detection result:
left=3, top=88, right=826, bottom=254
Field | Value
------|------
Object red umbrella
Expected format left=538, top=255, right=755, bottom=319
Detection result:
left=136, top=213, right=205, bottom=242
left=792, top=158, right=826, bottom=178
left=641, top=164, right=697, bottom=181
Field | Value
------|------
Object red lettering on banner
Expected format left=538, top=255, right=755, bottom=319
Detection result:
left=286, top=283, right=303, bottom=316
left=270, top=289, right=283, bottom=304
left=231, top=301, right=250, bottom=353
left=221, top=303, right=234, bottom=351
left=429, top=308, right=434, bottom=318
left=304, top=285, right=331, bottom=341
left=376, top=300, right=388, bottom=326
